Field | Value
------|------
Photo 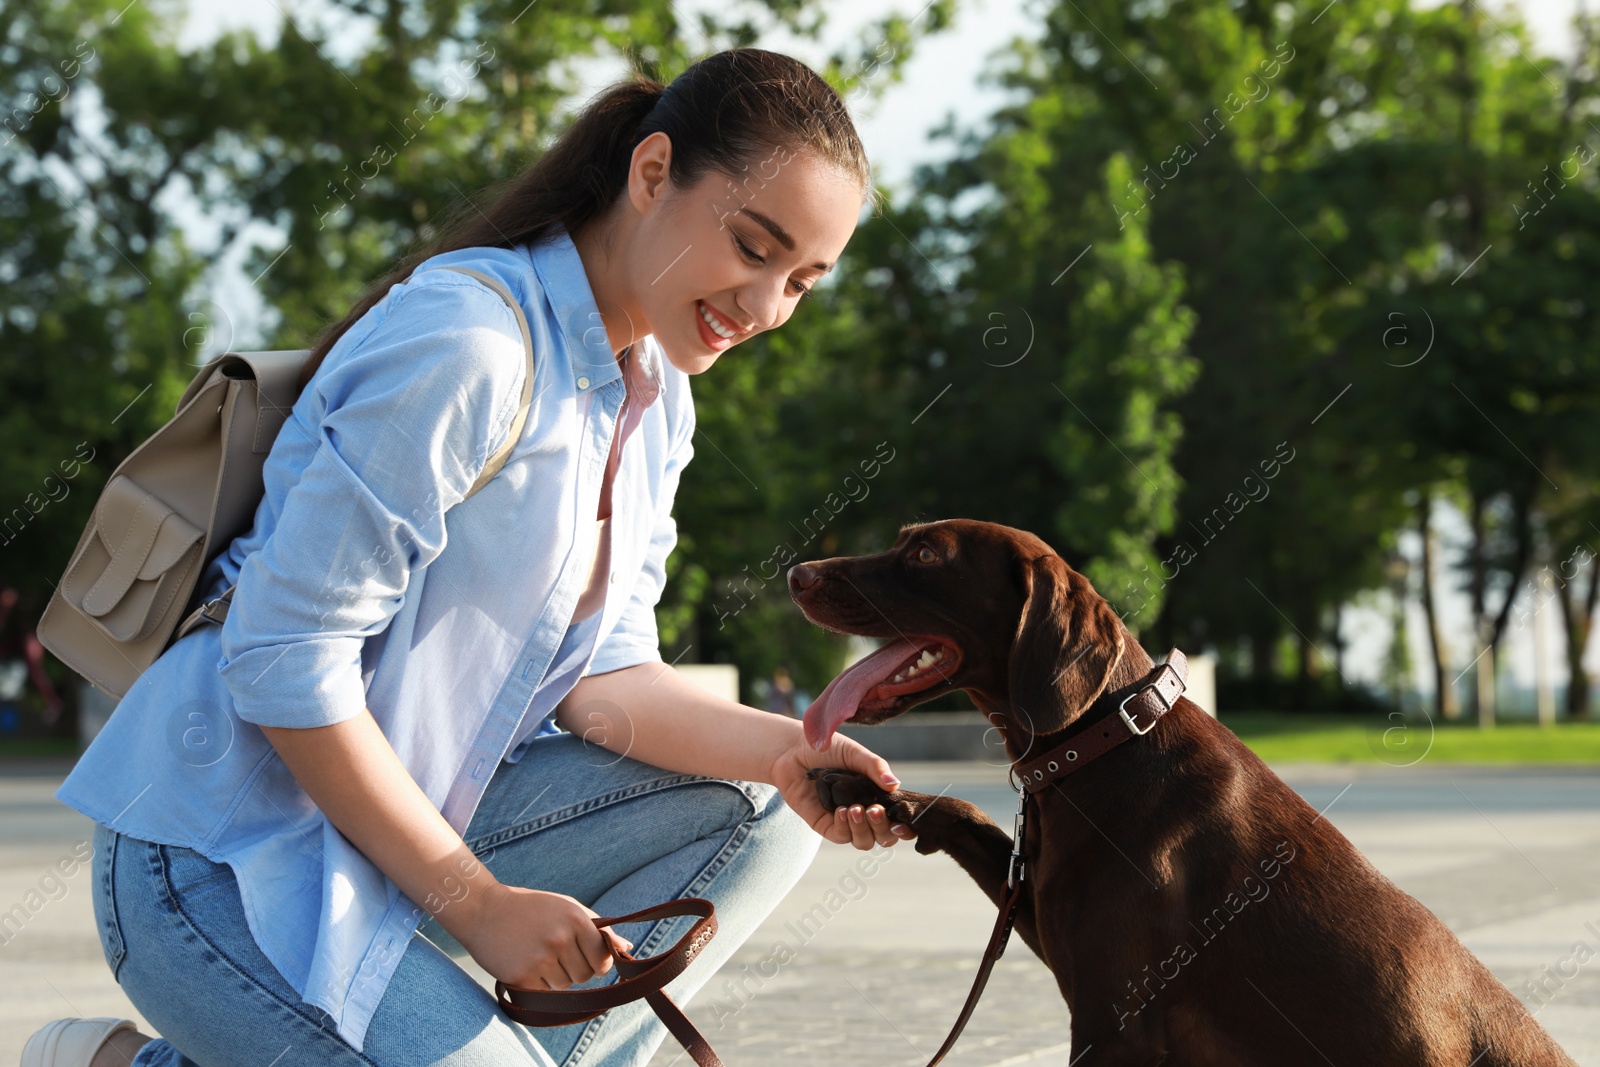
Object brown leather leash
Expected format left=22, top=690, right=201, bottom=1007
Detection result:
left=918, top=784, right=1031, bottom=1066
left=492, top=860, right=1022, bottom=1067
left=496, top=898, right=725, bottom=1066
left=495, top=651, right=1187, bottom=1066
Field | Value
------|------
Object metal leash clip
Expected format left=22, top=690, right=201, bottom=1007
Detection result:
left=1006, top=782, right=1027, bottom=891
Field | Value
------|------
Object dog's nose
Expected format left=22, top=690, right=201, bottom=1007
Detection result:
left=788, top=562, right=821, bottom=596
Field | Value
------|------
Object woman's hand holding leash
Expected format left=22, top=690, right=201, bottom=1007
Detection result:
left=460, top=882, right=634, bottom=991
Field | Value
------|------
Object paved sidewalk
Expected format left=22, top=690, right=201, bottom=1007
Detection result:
left=644, top=761, right=1600, bottom=1066
left=3, top=759, right=1597, bottom=1065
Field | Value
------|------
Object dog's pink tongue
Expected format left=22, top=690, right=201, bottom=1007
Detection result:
left=802, top=637, right=920, bottom=750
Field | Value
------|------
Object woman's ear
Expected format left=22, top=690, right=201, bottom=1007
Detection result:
left=1006, top=553, right=1126, bottom=737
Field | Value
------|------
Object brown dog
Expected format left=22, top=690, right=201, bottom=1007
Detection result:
left=788, top=519, right=1576, bottom=1067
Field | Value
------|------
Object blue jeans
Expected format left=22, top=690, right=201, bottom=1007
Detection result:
left=91, top=730, right=819, bottom=1066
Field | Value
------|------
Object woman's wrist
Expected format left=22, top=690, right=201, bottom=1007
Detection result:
left=420, top=842, right=507, bottom=946
left=744, top=705, right=807, bottom=783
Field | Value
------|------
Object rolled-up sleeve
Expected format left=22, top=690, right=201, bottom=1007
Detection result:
left=585, top=411, right=695, bottom=677
left=218, top=277, right=529, bottom=728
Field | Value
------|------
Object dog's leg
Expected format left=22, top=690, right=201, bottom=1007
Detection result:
left=808, top=768, right=1042, bottom=960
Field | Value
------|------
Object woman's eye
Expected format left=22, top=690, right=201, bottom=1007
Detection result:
left=734, top=236, right=763, bottom=265
left=916, top=546, right=938, bottom=564
left=735, top=236, right=812, bottom=298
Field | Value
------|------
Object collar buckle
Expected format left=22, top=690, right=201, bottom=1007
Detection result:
left=1116, top=660, right=1180, bottom=737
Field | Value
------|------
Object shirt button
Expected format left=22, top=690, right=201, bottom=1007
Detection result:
left=577, top=376, right=590, bottom=389
left=610, top=572, right=617, bottom=583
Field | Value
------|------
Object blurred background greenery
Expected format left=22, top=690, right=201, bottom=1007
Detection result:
left=5, top=0, right=1600, bottom=750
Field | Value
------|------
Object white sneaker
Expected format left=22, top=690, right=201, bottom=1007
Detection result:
left=20, top=1018, right=138, bottom=1067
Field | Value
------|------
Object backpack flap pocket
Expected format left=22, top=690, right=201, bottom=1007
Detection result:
left=64, top=475, right=205, bottom=644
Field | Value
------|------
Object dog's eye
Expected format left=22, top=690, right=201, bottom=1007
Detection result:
left=915, top=545, right=938, bottom=564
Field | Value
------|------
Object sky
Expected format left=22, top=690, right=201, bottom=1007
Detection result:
left=160, top=0, right=1593, bottom=708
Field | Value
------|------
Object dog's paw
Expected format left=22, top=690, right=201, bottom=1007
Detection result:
left=806, top=768, right=922, bottom=825
left=807, top=767, right=888, bottom=810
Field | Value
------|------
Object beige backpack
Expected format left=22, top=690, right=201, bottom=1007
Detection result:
left=38, top=266, right=535, bottom=698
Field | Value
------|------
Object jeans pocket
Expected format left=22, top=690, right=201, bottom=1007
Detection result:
left=160, top=841, right=236, bottom=901
left=91, top=822, right=127, bottom=983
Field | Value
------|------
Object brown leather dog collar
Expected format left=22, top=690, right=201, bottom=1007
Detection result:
left=1012, top=648, right=1188, bottom=795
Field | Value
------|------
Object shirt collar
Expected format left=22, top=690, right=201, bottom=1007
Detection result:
left=621, top=340, right=663, bottom=409
left=525, top=221, right=662, bottom=406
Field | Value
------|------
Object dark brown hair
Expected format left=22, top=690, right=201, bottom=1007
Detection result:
left=299, top=47, right=877, bottom=389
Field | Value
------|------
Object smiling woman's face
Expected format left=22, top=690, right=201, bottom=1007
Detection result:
left=575, top=130, right=866, bottom=376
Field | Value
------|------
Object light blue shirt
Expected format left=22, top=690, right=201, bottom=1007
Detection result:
left=54, top=222, right=695, bottom=1052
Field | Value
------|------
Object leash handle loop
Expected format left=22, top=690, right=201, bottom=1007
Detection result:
left=495, top=897, right=724, bottom=1067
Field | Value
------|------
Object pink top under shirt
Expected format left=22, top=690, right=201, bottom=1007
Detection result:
left=570, top=343, right=663, bottom=622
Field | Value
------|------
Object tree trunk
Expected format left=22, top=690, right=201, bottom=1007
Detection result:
left=1295, top=628, right=1315, bottom=711
left=1535, top=566, right=1555, bottom=725
left=1332, top=603, right=1345, bottom=680
left=1466, top=490, right=1495, bottom=726
left=1418, top=494, right=1460, bottom=720
left=1481, top=491, right=1537, bottom=727
left=1488, top=490, right=1534, bottom=650
left=1557, top=547, right=1599, bottom=719
left=1250, top=630, right=1276, bottom=681
left=1476, top=629, right=1496, bottom=728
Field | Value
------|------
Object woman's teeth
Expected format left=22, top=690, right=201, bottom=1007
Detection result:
left=890, top=648, right=946, bottom=684
left=699, top=300, right=736, bottom=339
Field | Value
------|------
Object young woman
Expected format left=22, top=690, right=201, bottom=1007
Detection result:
left=31, top=47, right=913, bottom=1067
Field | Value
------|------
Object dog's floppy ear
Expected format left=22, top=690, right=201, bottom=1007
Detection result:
left=1007, top=553, right=1126, bottom=736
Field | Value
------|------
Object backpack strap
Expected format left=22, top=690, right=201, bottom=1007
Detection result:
left=176, top=265, right=536, bottom=637
left=436, top=266, right=537, bottom=498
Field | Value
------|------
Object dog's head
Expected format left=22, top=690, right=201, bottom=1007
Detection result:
left=787, top=518, right=1129, bottom=749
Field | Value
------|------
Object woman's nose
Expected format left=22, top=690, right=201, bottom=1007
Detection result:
left=737, top=285, right=782, bottom=333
